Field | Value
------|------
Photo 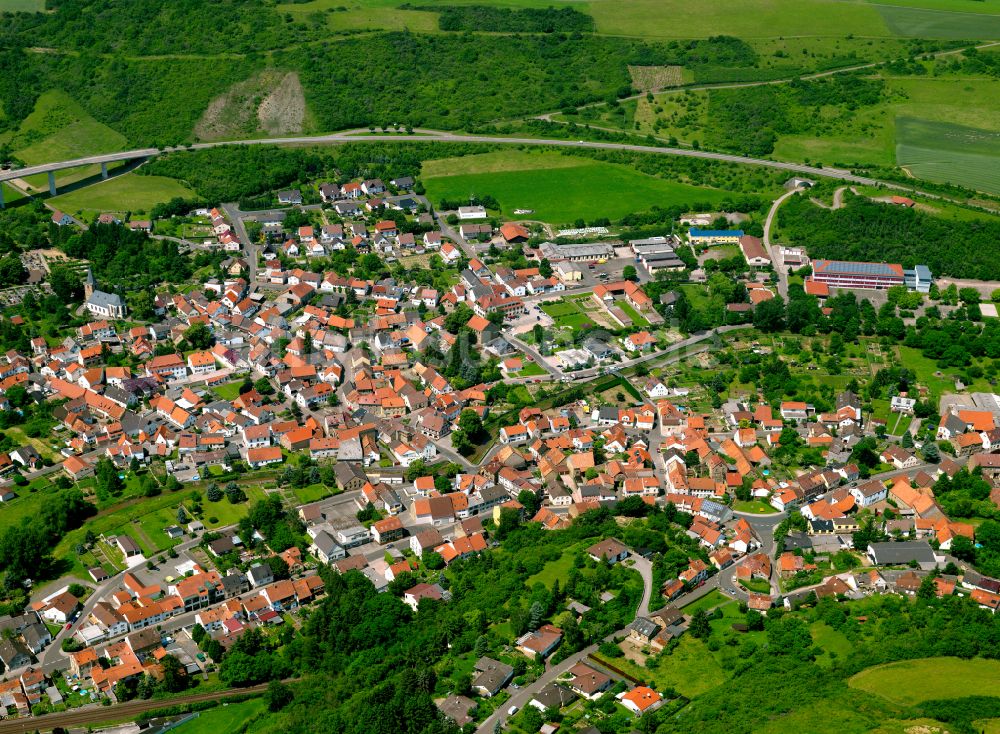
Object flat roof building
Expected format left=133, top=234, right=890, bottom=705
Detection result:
left=812, top=260, right=905, bottom=290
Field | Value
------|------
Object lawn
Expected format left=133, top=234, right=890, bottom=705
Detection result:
left=738, top=578, right=772, bottom=594
left=617, top=300, right=649, bottom=328
left=595, top=636, right=727, bottom=698
left=292, top=483, right=334, bottom=504
left=541, top=298, right=605, bottom=331
left=50, top=173, right=196, bottom=218
left=201, top=486, right=269, bottom=528
left=211, top=381, right=245, bottom=401
left=733, top=500, right=777, bottom=515
left=680, top=589, right=730, bottom=615
left=519, top=361, right=547, bottom=377
left=171, top=698, right=266, bottom=734
left=896, top=344, right=992, bottom=399
left=279, top=0, right=440, bottom=33
left=0, top=183, right=27, bottom=207
left=646, top=636, right=728, bottom=697
left=422, top=150, right=732, bottom=225
left=849, top=657, right=1000, bottom=706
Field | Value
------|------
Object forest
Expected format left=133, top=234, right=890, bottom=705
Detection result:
left=778, top=194, right=1000, bottom=280
left=0, top=0, right=309, bottom=56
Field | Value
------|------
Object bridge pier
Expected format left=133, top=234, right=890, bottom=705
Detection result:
left=48, top=172, right=56, bottom=196
left=101, top=162, right=108, bottom=180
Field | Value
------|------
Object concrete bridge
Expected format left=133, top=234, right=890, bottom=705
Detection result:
left=0, top=148, right=161, bottom=205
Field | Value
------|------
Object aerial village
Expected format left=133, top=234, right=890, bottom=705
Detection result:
left=0, top=171, right=998, bottom=731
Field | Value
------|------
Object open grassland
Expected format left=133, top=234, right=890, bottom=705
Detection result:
left=171, top=699, right=266, bottom=734
left=50, top=173, right=196, bottom=217
left=3, top=90, right=128, bottom=165
left=0, top=0, right=44, bottom=10
left=278, top=0, right=441, bottom=33
left=849, top=657, right=1000, bottom=705
left=422, top=151, right=731, bottom=224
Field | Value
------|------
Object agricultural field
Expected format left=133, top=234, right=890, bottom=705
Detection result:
left=49, top=173, right=196, bottom=218
left=896, top=116, right=1000, bottom=195
left=875, top=2, right=1000, bottom=38
left=422, top=150, right=732, bottom=225
left=849, top=657, right=1000, bottom=705
left=275, top=0, right=1000, bottom=40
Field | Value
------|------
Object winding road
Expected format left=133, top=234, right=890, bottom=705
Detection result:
left=0, top=130, right=938, bottom=200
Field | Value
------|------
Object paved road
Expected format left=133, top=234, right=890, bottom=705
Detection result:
left=763, top=188, right=802, bottom=300
left=632, top=556, right=654, bottom=618
left=0, top=130, right=947, bottom=201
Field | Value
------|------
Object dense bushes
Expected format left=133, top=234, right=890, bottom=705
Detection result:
left=422, top=5, right=595, bottom=33
left=705, top=75, right=886, bottom=155
left=141, top=146, right=325, bottom=202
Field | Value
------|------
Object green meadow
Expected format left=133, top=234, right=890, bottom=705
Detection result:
left=422, top=150, right=732, bottom=224
left=49, top=173, right=196, bottom=218
left=0, top=0, right=44, bottom=10
left=849, top=657, right=1000, bottom=706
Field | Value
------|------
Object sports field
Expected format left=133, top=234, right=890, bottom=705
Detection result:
left=849, top=657, right=1000, bottom=705
left=49, top=173, right=196, bottom=217
left=422, top=150, right=731, bottom=225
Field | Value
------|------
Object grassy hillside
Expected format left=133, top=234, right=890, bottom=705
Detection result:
left=2, top=89, right=128, bottom=164
left=849, top=657, right=1000, bottom=706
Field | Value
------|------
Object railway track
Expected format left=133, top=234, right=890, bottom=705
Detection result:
left=0, top=682, right=269, bottom=734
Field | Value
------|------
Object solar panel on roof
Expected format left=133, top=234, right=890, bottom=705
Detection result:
left=815, top=260, right=901, bottom=277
